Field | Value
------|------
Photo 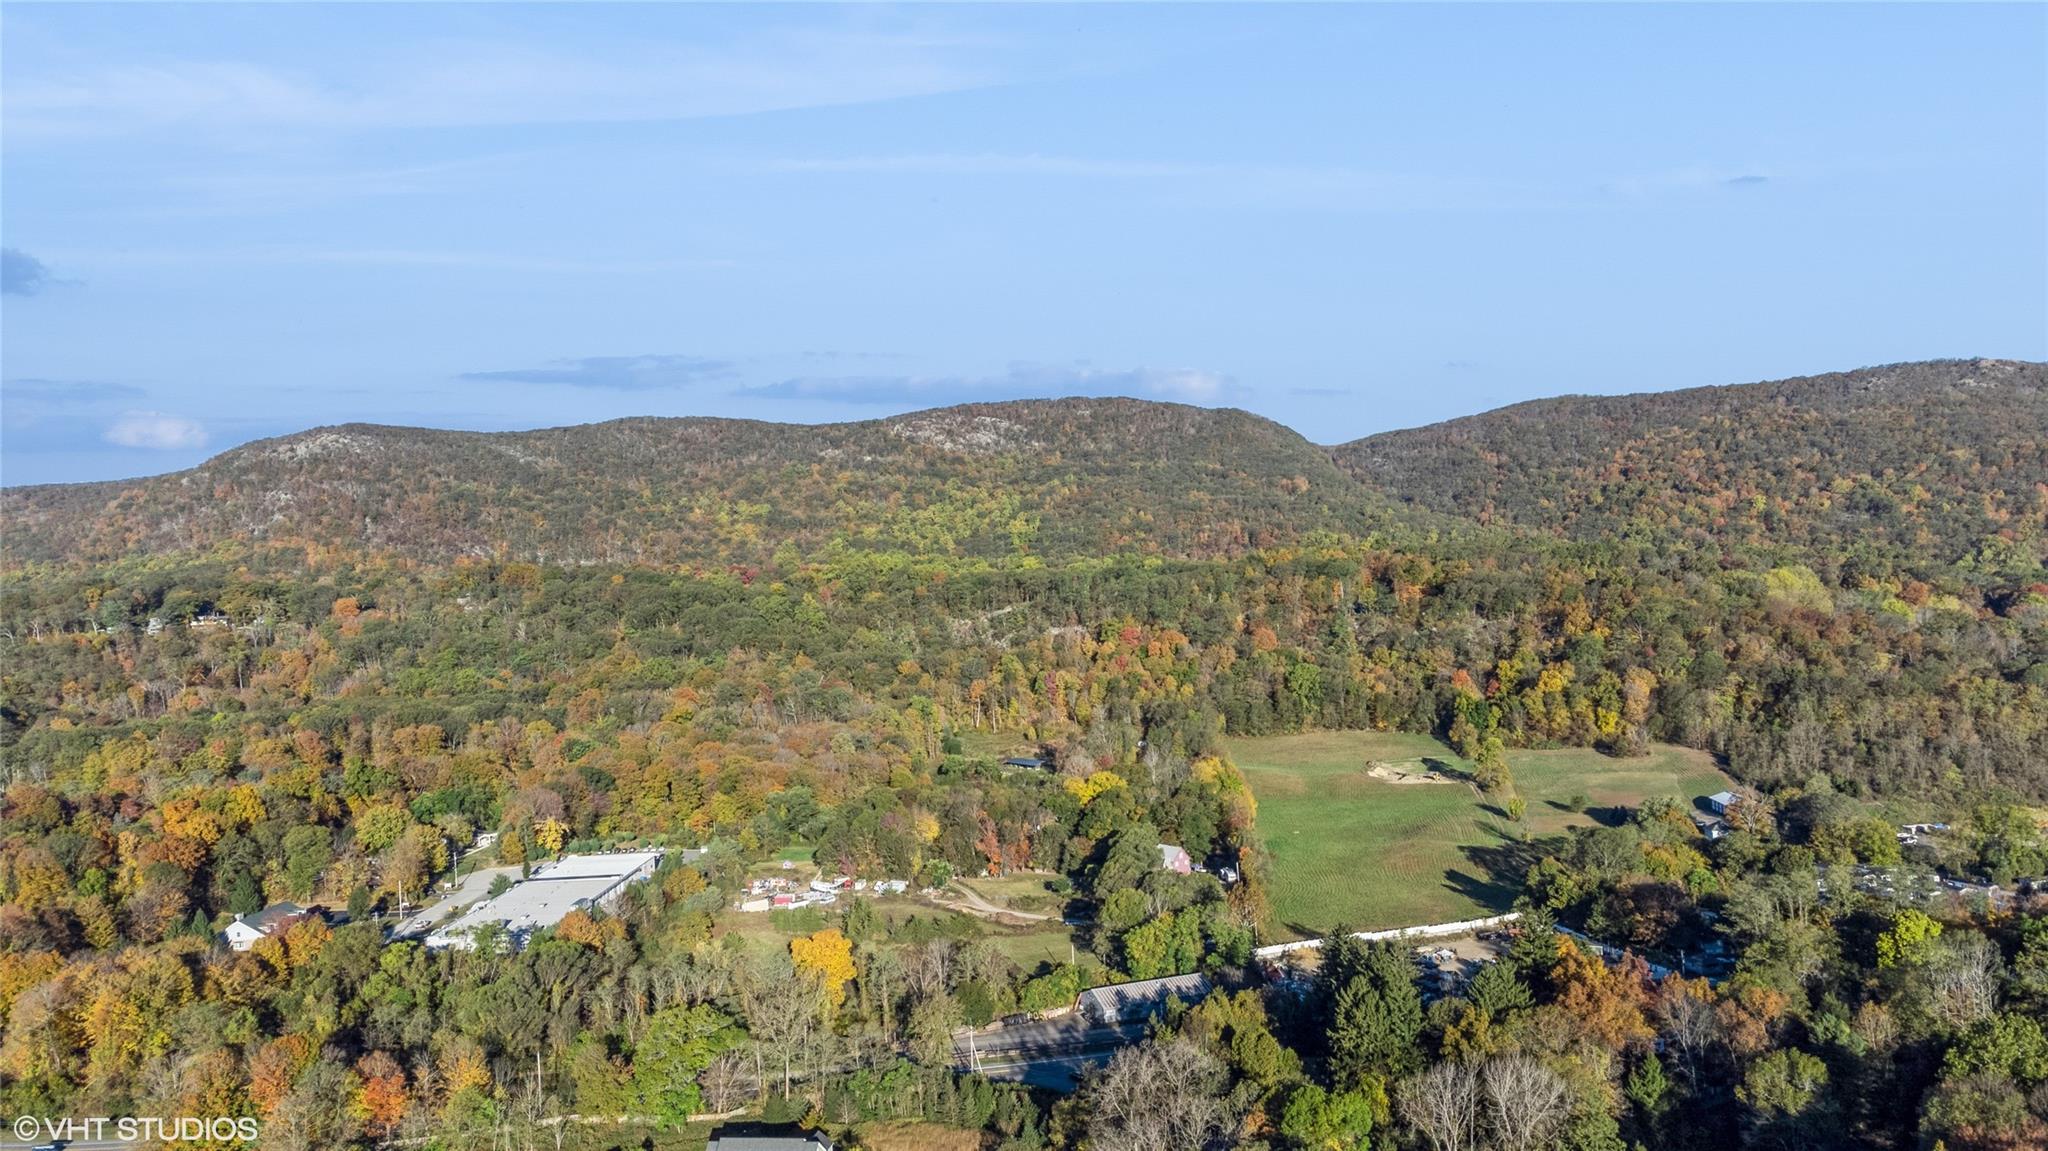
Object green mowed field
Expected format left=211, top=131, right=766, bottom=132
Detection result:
left=1227, top=731, right=1730, bottom=940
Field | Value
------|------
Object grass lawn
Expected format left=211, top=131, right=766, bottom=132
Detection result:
left=953, top=729, right=1029, bottom=759
left=984, top=922, right=1081, bottom=969
left=955, top=873, right=1064, bottom=914
left=1228, top=731, right=1731, bottom=940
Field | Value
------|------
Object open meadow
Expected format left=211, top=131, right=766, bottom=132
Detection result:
left=1226, top=731, right=1731, bottom=939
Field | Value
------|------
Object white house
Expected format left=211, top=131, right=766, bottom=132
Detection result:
left=222, top=919, right=266, bottom=951
left=222, top=901, right=310, bottom=952
left=1706, top=791, right=1739, bottom=815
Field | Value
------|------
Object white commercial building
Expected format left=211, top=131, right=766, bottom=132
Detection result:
left=425, top=850, right=663, bottom=951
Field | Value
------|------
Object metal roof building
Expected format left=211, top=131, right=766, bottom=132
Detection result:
left=1076, top=972, right=1213, bottom=1024
left=425, top=849, right=663, bottom=951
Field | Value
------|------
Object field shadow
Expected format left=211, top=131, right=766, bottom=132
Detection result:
left=1443, top=867, right=1518, bottom=912
left=1421, top=757, right=1474, bottom=782
left=1450, top=826, right=1572, bottom=912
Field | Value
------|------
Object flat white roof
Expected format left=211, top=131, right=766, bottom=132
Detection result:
left=427, top=850, right=662, bottom=947
left=534, top=850, right=665, bottom=881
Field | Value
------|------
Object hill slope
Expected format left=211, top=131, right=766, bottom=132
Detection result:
left=1332, top=358, right=2048, bottom=566
left=2, top=399, right=1382, bottom=566
left=9, top=360, right=2045, bottom=571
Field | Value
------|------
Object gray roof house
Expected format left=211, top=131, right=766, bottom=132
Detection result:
left=706, top=1125, right=835, bottom=1150
left=221, top=901, right=313, bottom=951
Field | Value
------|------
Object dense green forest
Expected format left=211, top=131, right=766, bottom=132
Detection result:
left=0, top=360, right=2044, bottom=1150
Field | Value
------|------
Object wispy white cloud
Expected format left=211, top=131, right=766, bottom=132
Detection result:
left=739, top=362, right=1237, bottom=405
left=765, top=152, right=1206, bottom=179
left=461, top=354, right=734, bottom=391
left=3, top=27, right=1003, bottom=141
left=42, top=246, right=732, bottom=274
left=1602, top=165, right=1779, bottom=198
left=3, top=378, right=146, bottom=405
left=103, top=411, right=207, bottom=450
left=766, top=151, right=1802, bottom=214
left=149, top=153, right=523, bottom=215
left=755, top=151, right=1558, bottom=213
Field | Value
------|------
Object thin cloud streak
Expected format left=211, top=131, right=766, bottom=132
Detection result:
left=757, top=151, right=1574, bottom=213
left=41, top=247, right=732, bottom=274
left=4, top=28, right=1004, bottom=141
left=3, top=378, right=147, bottom=404
left=771, top=152, right=1804, bottom=214
left=461, top=354, right=735, bottom=391
left=739, top=363, right=1237, bottom=406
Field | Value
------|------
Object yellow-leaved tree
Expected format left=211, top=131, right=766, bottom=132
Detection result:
left=1064, top=771, right=1128, bottom=806
left=790, top=928, right=858, bottom=1011
left=534, top=818, right=567, bottom=857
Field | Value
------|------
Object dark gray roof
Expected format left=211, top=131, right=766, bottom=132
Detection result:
left=706, top=1125, right=834, bottom=1151
left=244, top=902, right=308, bottom=932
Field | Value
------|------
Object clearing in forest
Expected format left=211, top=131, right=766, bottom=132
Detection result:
left=1226, top=731, right=1731, bottom=940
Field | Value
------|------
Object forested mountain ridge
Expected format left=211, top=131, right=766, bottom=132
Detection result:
left=1332, top=358, right=2048, bottom=568
left=1, top=399, right=1391, bottom=566
left=3, top=364, right=2047, bottom=1150
left=9, top=360, right=2045, bottom=576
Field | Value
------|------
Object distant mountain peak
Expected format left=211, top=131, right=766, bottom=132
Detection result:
left=3, top=395, right=1367, bottom=566
left=1329, top=358, right=2048, bottom=562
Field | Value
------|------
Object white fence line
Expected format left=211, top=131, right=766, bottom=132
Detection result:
left=1252, top=912, right=1523, bottom=959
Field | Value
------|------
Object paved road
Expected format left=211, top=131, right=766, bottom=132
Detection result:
left=953, top=1015, right=1148, bottom=1091
left=389, top=864, right=523, bottom=939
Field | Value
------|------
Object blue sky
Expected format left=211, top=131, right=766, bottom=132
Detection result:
left=3, top=2, right=2043, bottom=486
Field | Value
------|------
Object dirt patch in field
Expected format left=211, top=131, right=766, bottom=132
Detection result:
left=1366, top=761, right=1460, bottom=785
